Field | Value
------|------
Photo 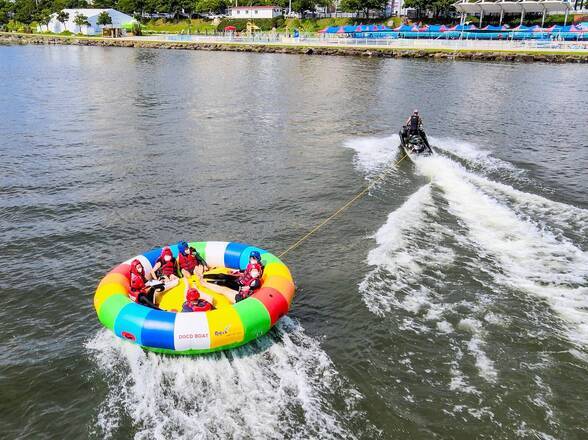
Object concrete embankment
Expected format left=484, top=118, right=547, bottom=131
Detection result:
left=1, top=33, right=587, bottom=63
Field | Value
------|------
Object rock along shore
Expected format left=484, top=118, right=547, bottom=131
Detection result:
left=1, top=32, right=587, bottom=63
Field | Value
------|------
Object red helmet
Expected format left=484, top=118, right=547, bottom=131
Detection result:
left=186, top=288, right=200, bottom=302
left=161, top=246, right=173, bottom=259
left=130, top=259, right=144, bottom=277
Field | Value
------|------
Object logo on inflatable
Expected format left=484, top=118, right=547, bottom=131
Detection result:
left=215, top=325, right=231, bottom=336
left=178, top=333, right=208, bottom=340
left=122, top=331, right=136, bottom=341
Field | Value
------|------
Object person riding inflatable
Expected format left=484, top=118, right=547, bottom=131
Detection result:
left=200, top=251, right=263, bottom=303
left=245, top=250, right=263, bottom=275
left=181, top=287, right=213, bottom=312
left=177, top=241, right=208, bottom=280
left=234, top=266, right=261, bottom=302
left=129, top=259, right=162, bottom=310
left=150, top=246, right=178, bottom=282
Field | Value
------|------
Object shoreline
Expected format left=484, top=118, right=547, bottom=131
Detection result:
left=1, top=32, right=587, bottom=63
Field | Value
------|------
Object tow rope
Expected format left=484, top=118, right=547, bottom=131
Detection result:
left=278, top=153, right=409, bottom=259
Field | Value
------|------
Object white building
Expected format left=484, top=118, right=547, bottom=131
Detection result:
left=43, top=9, right=134, bottom=35
left=229, top=6, right=283, bottom=19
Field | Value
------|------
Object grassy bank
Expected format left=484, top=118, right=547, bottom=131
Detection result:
left=141, top=17, right=404, bottom=34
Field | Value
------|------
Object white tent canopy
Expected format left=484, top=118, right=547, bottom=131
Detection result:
left=453, top=1, right=574, bottom=27
left=43, top=9, right=134, bottom=35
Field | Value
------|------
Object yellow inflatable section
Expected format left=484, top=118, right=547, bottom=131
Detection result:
left=158, top=268, right=234, bottom=312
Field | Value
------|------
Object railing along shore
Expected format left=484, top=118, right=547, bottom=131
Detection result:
left=135, top=33, right=588, bottom=52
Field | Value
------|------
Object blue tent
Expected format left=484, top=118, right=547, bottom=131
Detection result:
left=320, top=26, right=344, bottom=34
left=451, top=24, right=478, bottom=31
left=320, top=25, right=360, bottom=34
left=484, top=25, right=505, bottom=31
left=551, top=25, right=572, bottom=32
left=427, top=25, right=443, bottom=32
left=353, top=24, right=391, bottom=32
left=394, top=24, right=415, bottom=32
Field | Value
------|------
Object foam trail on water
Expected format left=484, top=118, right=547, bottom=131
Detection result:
left=343, top=135, right=399, bottom=177
left=463, top=171, right=588, bottom=239
left=430, top=137, right=520, bottom=175
left=359, top=184, right=456, bottom=317
left=458, top=318, right=498, bottom=383
left=347, top=136, right=498, bottom=384
left=415, top=154, right=588, bottom=350
left=87, top=318, right=357, bottom=440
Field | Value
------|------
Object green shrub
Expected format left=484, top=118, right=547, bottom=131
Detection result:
left=130, top=22, right=143, bottom=35
left=217, top=17, right=285, bottom=32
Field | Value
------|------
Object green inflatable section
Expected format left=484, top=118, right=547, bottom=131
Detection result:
left=260, top=253, right=283, bottom=267
left=188, top=241, right=207, bottom=262
left=98, top=294, right=131, bottom=330
left=233, top=298, right=271, bottom=343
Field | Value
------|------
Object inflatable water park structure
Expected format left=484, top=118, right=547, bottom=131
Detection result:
left=318, top=1, right=586, bottom=41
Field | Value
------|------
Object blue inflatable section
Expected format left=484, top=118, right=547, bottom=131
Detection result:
left=169, top=243, right=180, bottom=257
left=224, top=242, right=249, bottom=269
left=114, top=303, right=151, bottom=346
left=143, top=244, right=181, bottom=267
left=239, top=246, right=268, bottom=270
left=143, top=247, right=163, bottom=266
left=141, top=309, right=176, bottom=349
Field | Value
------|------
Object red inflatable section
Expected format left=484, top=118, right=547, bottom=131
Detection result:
left=252, top=287, right=289, bottom=325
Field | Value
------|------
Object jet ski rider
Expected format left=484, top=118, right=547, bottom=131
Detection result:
left=406, top=109, right=423, bottom=135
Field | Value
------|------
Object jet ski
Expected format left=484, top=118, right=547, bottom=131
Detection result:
left=399, top=125, right=433, bottom=158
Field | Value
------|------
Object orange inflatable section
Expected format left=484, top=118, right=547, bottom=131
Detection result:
left=109, top=263, right=132, bottom=281
left=94, top=270, right=130, bottom=312
left=261, top=275, right=295, bottom=305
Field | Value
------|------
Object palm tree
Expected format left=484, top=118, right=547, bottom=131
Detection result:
left=56, top=10, right=69, bottom=33
left=73, top=13, right=90, bottom=34
left=36, top=9, right=52, bottom=32
left=97, top=11, right=112, bottom=28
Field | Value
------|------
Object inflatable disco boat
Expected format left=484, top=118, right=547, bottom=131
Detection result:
left=94, top=241, right=295, bottom=355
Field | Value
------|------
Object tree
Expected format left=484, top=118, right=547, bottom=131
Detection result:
left=0, top=0, right=14, bottom=27
left=92, top=0, right=115, bottom=7
left=97, top=10, right=112, bottom=27
left=286, top=0, right=331, bottom=16
left=73, top=12, right=90, bottom=33
left=56, top=10, right=70, bottom=32
left=194, top=0, right=226, bottom=14
left=403, top=0, right=452, bottom=19
left=157, top=0, right=190, bottom=19
left=115, top=0, right=137, bottom=15
left=65, top=0, right=89, bottom=7
left=13, top=0, right=36, bottom=24
left=36, top=8, right=53, bottom=31
left=340, top=0, right=386, bottom=18
left=431, top=0, right=454, bottom=18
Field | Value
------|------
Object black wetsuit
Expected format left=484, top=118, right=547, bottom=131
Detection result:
left=409, top=115, right=421, bottom=134
left=138, top=284, right=164, bottom=310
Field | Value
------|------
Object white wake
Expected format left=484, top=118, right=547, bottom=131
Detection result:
left=87, top=318, right=358, bottom=440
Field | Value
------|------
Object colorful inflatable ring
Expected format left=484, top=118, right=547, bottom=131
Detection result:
left=94, top=241, right=295, bottom=355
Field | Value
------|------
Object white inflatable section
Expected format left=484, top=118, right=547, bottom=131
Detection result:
left=123, top=254, right=153, bottom=273
left=173, top=313, right=211, bottom=351
left=205, top=241, right=229, bottom=267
